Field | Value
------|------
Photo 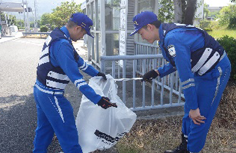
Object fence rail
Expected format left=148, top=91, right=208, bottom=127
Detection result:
left=22, top=32, right=50, bottom=36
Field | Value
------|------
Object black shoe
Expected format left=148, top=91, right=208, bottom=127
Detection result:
left=164, top=134, right=189, bottom=153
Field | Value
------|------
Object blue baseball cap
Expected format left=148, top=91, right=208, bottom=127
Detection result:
left=70, top=12, right=94, bottom=38
left=130, top=11, right=158, bottom=36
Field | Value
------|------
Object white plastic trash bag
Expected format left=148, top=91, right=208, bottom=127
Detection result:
left=76, top=74, right=137, bottom=153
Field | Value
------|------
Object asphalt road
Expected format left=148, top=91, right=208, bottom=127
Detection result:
left=0, top=37, right=84, bottom=153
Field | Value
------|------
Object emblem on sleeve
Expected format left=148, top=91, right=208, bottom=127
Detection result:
left=168, top=45, right=176, bottom=57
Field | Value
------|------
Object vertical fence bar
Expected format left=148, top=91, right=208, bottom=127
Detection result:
left=160, top=59, right=165, bottom=105
left=142, top=59, right=146, bottom=108
left=112, top=61, right=115, bottom=78
left=118, top=63, right=120, bottom=78
left=133, top=60, right=137, bottom=109
left=101, top=59, right=105, bottom=73
left=169, top=73, right=174, bottom=105
left=122, top=60, right=126, bottom=104
left=151, top=58, right=157, bottom=107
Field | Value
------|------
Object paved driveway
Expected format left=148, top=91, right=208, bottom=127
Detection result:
left=0, top=37, right=85, bottom=153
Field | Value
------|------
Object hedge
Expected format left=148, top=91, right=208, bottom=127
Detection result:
left=217, top=36, right=236, bottom=80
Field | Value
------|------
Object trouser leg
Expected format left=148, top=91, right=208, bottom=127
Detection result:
left=183, top=58, right=231, bottom=152
left=33, top=87, right=54, bottom=153
left=39, top=94, right=82, bottom=153
left=33, top=86, right=83, bottom=153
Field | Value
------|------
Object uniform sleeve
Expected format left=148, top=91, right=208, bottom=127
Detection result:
left=54, top=42, right=101, bottom=104
left=77, top=57, right=99, bottom=77
left=157, top=62, right=176, bottom=78
left=166, top=35, right=198, bottom=110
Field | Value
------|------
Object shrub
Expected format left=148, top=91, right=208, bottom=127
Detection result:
left=50, top=25, right=57, bottom=31
left=200, top=20, right=212, bottom=31
left=40, top=25, right=48, bottom=32
left=217, top=36, right=236, bottom=80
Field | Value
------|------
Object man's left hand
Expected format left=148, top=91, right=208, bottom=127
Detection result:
left=97, top=72, right=107, bottom=80
left=189, top=108, right=206, bottom=125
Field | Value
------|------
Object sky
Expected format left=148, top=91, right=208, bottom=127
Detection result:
left=204, top=0, right=233, bottom=7
left=2, top=0, right=234, bottom=20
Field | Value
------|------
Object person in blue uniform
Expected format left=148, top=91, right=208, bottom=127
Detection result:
left=33, top=12, right=117, bottom=153
left=130, top=11, right=231, bottom=153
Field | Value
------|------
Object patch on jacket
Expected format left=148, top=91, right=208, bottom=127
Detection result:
left=168, top=45, right=176, bottom=57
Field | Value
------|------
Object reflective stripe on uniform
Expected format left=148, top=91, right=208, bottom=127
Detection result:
left=38, top=56, right=49, bottom=66
left=192, top=48, right=212, bottom=73
left=35, top=84, right=63, bottom=95
left=198, top=52, right=220, bottom=75
left=79, top=61, right=88, bottom=71
left=54, top=96, right=65, bottom=123
left=181, top=78, right=195, bottom=90
left=46, top=80, right=67, bottom=89
left=47, top=71, right=69, bottom=81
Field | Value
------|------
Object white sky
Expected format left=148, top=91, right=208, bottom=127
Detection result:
left=204, top=0, right=233, bottom=7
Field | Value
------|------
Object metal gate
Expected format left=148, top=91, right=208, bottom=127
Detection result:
left=100, top=54, right=185, bottom=111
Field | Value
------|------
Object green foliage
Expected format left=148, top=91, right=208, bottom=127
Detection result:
left=217, top=36, right=236, bottom=80
left=208, top=10, right=220, bottom=19
left=50, top=25, right=57, bottom=31
left=200, top=19, right=212, bottom=30
left=50, top=2, right=82, bottom=27
left=40, top=13, right=52, bottom=26
left=16, top=19, right=24, bottom=29
left=158, top=0, right=174, bottom=22
left=40, top=25, right=49, bottom=32
left=8, top=15, right=16, bottom=25
left=208, top=29, right=236, bottom=39
left=203, top=3, right=210, bottom=19
left=219, top=5, right=236, bottom=28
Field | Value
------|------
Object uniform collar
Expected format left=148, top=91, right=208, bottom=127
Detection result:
left=60, top=26, right=71, bottom=42
left=158, top=23, right=165, bottom=44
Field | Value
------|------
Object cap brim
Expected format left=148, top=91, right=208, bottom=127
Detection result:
left=86, top=31, right=94, bottom=38
left=130, top=28, right=139, bottom=36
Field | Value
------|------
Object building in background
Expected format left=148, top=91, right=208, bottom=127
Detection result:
left=82, top=0, right=204, bottom=67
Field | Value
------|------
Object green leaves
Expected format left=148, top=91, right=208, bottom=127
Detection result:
left=40, top=1, right=82, bottom=28
left=219, top=5, right=236, bottom=28
left=158, top=0, right=174, bottom=22
left=217, top=36, right=236, bottom=80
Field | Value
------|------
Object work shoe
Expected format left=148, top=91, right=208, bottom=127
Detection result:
left=164, top=134, right=189, bottom=153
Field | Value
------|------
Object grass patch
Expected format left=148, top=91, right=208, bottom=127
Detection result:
left=208, top=29, right=236, bottom=39
left=114, top=81, right=236, bottom=153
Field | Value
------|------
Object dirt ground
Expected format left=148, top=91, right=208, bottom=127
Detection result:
left=94, top=81, right=236, bottom=153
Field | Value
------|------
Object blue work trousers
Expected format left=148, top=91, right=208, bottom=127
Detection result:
left=182, top=55, right=231, bottom=152
left=33, top=81, right=82, bottom=153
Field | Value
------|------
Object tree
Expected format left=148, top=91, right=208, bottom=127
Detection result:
left=8, top=15, right=16, bottom=25
left=159, top=0, right=201, bottom=24
left=16, top=19, right=24, bottom=28
left=219, top=4, right=236, bottom=28
left=203, top=3, right=210, bottom=19
left=50, top=2, right=82, bottom=27
left=173, top=0, right=198, bottom=24
left=40, top=13, right=52, bottom=26
left=158, top=0, right=174, bottom=22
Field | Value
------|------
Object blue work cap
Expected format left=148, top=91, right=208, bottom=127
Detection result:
left=130, top=11, right=158, bottom=36
left=70, top=12, right=94, bottom=38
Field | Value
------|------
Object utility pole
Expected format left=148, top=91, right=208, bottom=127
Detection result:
left=26, top=0, right=29, bottom=32
left=23, top=0, right=26, bottom=32
left=34, top=0, right=37, bottom=31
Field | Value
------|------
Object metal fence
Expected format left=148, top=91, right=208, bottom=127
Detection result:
left=100, top=54, right=185, bottom=111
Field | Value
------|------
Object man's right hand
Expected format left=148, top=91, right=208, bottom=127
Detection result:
left=142, top=70, right=159, bottom=81
left=97, top=97, right=117, bottom=109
